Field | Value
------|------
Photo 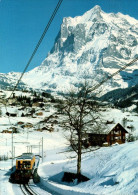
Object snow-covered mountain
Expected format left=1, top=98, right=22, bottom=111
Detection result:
left=0, top=5, right=138, bottom=94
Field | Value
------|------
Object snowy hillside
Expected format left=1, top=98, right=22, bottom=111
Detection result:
left=39, top=141, right=138, bottom=195
left=0, top=5, right=138, bottom=94
left=0, top=89, right=138, bottom=194
left=0, top=123, right=138, bottom=194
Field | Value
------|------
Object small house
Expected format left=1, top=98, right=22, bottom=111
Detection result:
left=24, top=123, right=33, bottom=128
left=32, top=102, right=41, bottom=107
left=36, top=129, right=43, bottom=132
left=87, top=123, right=128, bottom=146
left=2, top=129, right=12, bottom=134
left=6, top=112, right=17, bottom=117
left=17, top=121, right=24, bottom=125
left=36, top=112, right=43, bottom=116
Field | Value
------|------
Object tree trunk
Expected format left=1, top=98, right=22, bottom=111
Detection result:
left=77, top=131, right=82, bottom=182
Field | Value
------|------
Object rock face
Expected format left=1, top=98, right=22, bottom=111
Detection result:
left=0, top=5, right=138, bottom=94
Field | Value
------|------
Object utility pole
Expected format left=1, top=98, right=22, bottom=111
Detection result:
left=11, top=128, right=14, bottom=171
left=27, top=146, right=28, bottom=153
left=14, top=146, right=15, bottom=158
left=42, top=137, right=43, bottom=162
left=39, top=141, right=40, bottom=155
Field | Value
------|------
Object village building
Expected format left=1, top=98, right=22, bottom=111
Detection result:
left=36, top=128, right=43, bottom=132
left=24, top=113, right=33, bottom=117
left=24, top=123, right=33, bottom=128
left=2, top=129, right=12, bottom=134
left=1, top=127, right=18, bottom=133
left=86, top=123, right=128, bottom=147
left=36, top=112, right=43, bottom=116
left=32, top=102, right=41, bottom=107
left=6, top=112, right=17, bottom=117
left=17, top=121, right=24, bottom=125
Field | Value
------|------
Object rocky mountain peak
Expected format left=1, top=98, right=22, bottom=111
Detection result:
left=0, top=6, right=138, bottom=95
left=83, top=5, right=102, bottom=20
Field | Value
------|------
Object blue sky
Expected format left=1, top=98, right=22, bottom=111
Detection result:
left=0, top=0, right=138, bottom=73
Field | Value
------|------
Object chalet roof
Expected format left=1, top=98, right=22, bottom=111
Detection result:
left=110, top=123, right=128, bottom=133
left=87, top=123, right=128, bottom=135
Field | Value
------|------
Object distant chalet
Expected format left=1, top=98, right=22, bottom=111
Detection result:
left=87, top=123, right=128, bottom=147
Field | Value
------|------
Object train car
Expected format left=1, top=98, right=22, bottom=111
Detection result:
left=10, top=153, right=36, bottom=183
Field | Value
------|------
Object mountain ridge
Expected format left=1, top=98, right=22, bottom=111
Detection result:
left=0, top=5, right=138, bottom=96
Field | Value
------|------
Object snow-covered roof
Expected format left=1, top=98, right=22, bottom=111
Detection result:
left=87, top=123, right=128, bottom=135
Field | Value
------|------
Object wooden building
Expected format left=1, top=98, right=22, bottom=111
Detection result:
left=32, top=102, right=41, bottom=107
left=24, top=123, right=33, bottom=128
left=2, top=130, right=12, bottom=134
left=6, top=112, right=17, bottom=117
left=36, top=112, right=43, bottom=116
left=17, top=121, right=24, bottom=125
left=87, top=123, right=128, bottom=146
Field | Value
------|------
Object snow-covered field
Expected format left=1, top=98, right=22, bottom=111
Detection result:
left=0, top=90, right=138, bottom=195
left=0, top=131, right=68, bottom=195
left=0, top=124, right=138, bottom=194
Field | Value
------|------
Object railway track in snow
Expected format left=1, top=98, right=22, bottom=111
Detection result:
left=20, top=183, right=38, bottom=195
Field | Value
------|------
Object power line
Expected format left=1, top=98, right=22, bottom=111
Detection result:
left=90, top=57, right=138, bottom=92
left=9, top=0, right=63, bottom=100
left=2, top=0, right=63, bottom=170
left=1, top=0, right=137, bottom=167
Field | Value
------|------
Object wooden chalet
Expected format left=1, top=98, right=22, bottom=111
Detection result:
left=36, top=112, right=43, bottom=116
left=2, top=130, right=12, bottom=134
left=17, top=121, right=24, bottom=125
left=87, top=123, right=128, bottom=146
left=6, top=112, right=17, bottom=117
left=24, top=123, right=33, bottom=128
left=2, top=127, right=18, bottom=134
left=32, top=102, right=41, bottom=107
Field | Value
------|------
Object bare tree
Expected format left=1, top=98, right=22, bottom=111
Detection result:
left=122, top=117, right=127, bottom=128
left=61, top=82, right=102, bottom=181
left=0, top=108, right=2, bottom=117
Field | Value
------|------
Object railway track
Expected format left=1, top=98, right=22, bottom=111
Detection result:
left=20, top=183, right=38, bottom=195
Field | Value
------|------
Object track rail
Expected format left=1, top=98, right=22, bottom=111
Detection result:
left=20, top=183, right=38, bottom=195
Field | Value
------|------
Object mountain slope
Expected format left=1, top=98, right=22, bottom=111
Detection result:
left=100, top=84, right=138, bottom=111
left=0, top=5, right=138, bottom=94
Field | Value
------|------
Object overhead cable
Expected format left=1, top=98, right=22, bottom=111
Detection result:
left=8, top=0, right=63, bottom=100
left=90, top=57, right=138, bottom=92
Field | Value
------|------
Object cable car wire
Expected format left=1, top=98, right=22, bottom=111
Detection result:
left=90, top=57, right=138, bottom=92
left=8, top=0, right=63, bottom=100
left=3, top=0, right=63, bottom=141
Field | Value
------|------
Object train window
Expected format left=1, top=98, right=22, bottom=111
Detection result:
left=18, top=161, right=21, bottom=168
left=23, top=161, right=31, bottom=168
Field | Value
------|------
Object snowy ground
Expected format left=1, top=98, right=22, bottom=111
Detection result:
left=0, top=94, right=138, bottom=195
left=0, top=128, right=138, bottom=195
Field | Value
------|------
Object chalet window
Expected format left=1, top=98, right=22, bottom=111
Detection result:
left=111, top=131, right=114, bottom=135
left=111, top=136, right=114, bottom=140
left=123, top=136, right=125, bottom=139
left=115, top=136, right=121, bottom=140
